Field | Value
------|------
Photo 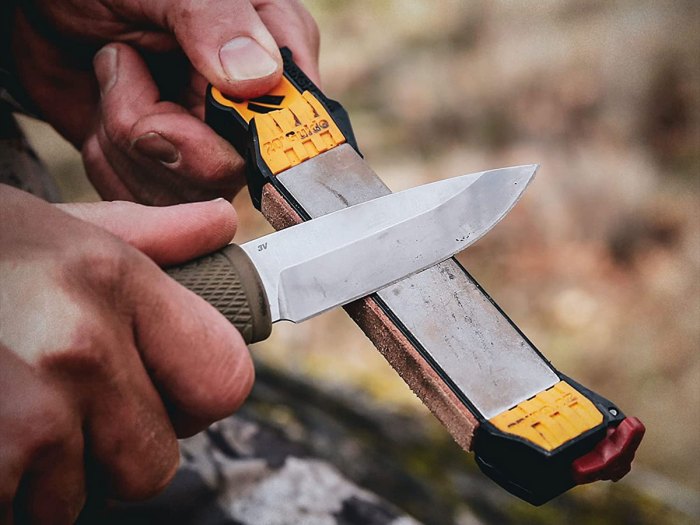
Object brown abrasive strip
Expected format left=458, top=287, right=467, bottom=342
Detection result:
left=260, top=184, right=479, bottom=451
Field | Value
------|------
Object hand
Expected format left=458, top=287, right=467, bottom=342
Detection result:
left=0, top=185, right=254, bottom=522
left=9, top=0, right=320, bottom=204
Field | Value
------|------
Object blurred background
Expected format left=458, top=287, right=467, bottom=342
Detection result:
left=19, top=0, right=699, bottom=523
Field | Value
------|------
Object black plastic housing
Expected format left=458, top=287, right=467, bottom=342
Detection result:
left=472, top=375, right=625, bottom=505
left=205, top=47, right=360, bottom=209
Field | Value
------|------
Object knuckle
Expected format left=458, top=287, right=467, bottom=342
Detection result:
left=103, top=108, right=136, bottom=150
left=34, top=242, right=134, bottom=379
left=170, top=0, right=200, bottom=31
left=207, top=153, right=245, bottom=185
left=81, top=134, right=102, bottom=170
left=47, top=242, right=140, bottom=368
left=69, top=237, right=135, bottom=293
left=39, top=326, right=112, bottom=381
left=22, top=389, right=75, bottom=456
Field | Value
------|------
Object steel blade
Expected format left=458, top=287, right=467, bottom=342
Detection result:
left=241, top=164, right=536, bottom=322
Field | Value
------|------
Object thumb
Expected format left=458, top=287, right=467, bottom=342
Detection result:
left=153, top=0, right=283, bottom=98
left=56, top=199, right=237, bottom=266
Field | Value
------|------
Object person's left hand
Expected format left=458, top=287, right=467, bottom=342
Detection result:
left=10, top=0, right=320, bottom=204
left=0, top=186, right=254, bottom=522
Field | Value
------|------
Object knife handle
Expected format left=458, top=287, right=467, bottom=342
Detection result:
left=166, top=244, right=272, bottom=344
left=205, top=47, right=360, bottom=210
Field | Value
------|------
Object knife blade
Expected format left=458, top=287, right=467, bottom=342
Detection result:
left=167, top=165, right=535, bottom=343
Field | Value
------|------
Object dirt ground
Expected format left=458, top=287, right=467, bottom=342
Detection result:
left=20, top=0, right=700, bottom=513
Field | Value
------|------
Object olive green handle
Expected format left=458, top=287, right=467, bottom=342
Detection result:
left=166, top=244, right=272, bottom=344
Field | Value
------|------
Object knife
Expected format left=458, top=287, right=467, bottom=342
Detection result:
left=198, top=48, right=645, bottom=505
left=167, top=165, right=534, bottom=343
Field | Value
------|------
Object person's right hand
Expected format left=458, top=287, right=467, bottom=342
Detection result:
left=9, top=0, right=320, bottom=204
left=0, top=185, right=254, bottom=523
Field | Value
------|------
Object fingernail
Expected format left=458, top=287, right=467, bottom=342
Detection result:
left=95, top=46, right=118, bottom=95
left=219, top=36, right=278, bottom=81
left=132, top=133, right=180, bottom=165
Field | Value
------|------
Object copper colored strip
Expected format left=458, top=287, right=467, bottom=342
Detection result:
left=261, top=184, right=302, bottom=231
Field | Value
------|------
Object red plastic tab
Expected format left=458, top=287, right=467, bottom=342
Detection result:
left=571, top=417, right=645, bottom=485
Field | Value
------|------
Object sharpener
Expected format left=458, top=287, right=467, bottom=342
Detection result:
left=204, top=48, right=645, bottom=505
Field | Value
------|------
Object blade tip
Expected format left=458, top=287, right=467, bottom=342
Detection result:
left=507, top=163, right=538, bottom=186
left=518, top=163, right=539, bottom=176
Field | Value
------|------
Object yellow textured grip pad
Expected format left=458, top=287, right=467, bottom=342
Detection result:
left=210, top=77, right=304, bottom=123
left=489, top=381, right=603, bottom=451
left=255, top=92, right=345, bottom=174
left=211, top=79, right=346, bottom=175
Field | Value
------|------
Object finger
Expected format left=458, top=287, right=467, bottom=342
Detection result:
left=96, top=120, right=217, bottom=205
left=34, top=319, right=181, bottom=501
left=82, top=132, right=137, bottom=201
left=55, top=197, right=254, bottom=436
left=57, top=199, right=238, bottom=266
left=70, top=201, right=255, bottom=435
left=93, top=44, right=245, bottom=203
left=184, top=69, right=209, bottom=120
left=129, top=111, right=246, bottom=192
left=72, top=330, right=180, bottom=500
left=15, top=429, right=85, bottom=525
left=0, top=346, right=85, bottom=524
left=255, top=0, right=321, bottom=85
left=19, top=272, right=182, bottom=503
left=129, top=266, right=255, bottom=436
left=134, top=0, right=282, bottom=98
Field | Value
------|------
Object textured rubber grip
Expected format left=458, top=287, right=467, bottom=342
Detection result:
left=166, top=244, right=272, bottom=344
